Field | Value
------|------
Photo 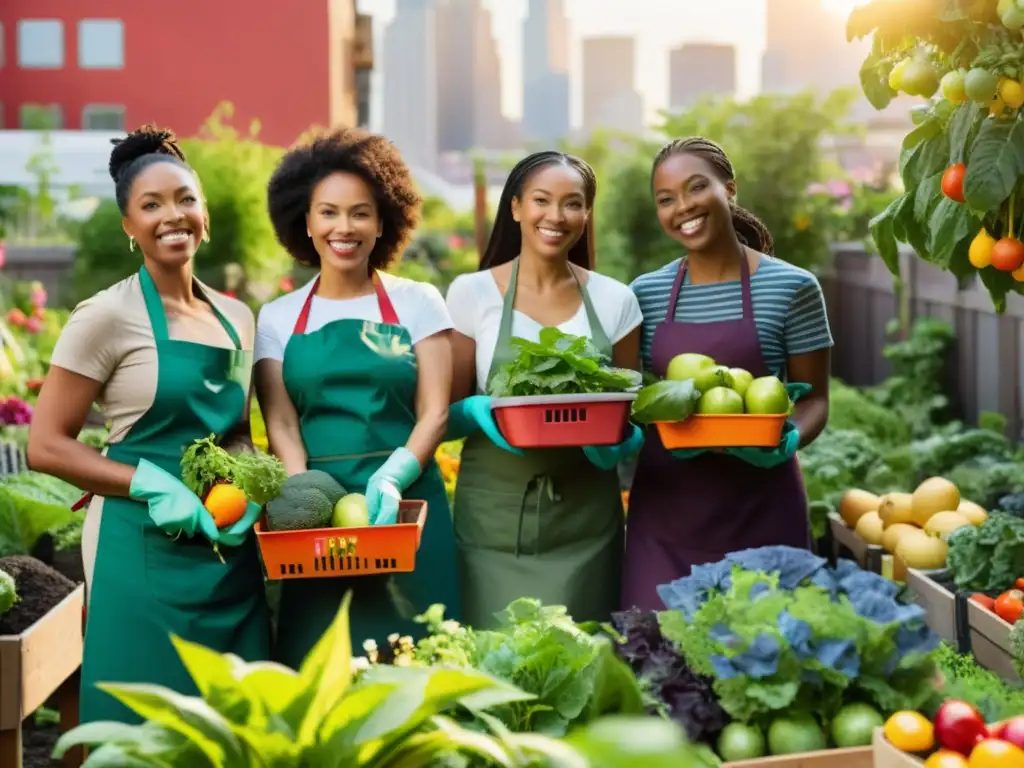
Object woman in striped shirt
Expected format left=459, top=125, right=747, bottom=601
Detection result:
left=621, top=137, right=833, bottom=611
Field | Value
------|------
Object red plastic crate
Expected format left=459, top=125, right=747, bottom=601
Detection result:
left=254, top=500, right=427, bottom=580
left=492, top=393, right=637, bottom=449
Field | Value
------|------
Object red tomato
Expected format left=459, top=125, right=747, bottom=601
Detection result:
left=971, top=593, right=996, bottom=611
left=994, top=589, right=1024, bottom=624
left=991, top=238, right=1024, bottom=272
left=941, top=163, right=967, bottom=203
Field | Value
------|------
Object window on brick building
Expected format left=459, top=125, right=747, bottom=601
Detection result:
left=83, top=105, right=125, bottom=131
left=20, top=104, right=63, bottom=130
left=79, top=20, right=124, bottom=69
left=17, top=20, right=64, bottom=69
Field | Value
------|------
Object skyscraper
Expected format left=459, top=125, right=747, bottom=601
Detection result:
left=382, top=0, right=438, bottom=169
left=522, top=0, right=571, bottom=144
left=581, top=36, right=643, bottom=136
left=668, top=44, right=737, bottom=111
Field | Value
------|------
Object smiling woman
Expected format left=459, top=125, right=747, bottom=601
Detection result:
left=25, top=124, right=271, bottom=726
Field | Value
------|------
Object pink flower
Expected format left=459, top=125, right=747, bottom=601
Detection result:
left=24, top=316, right=42, bottom=334
left=0, top=397, right=33, bottom=426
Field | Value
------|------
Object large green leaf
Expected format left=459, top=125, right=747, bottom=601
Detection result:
left=868, top=194, right=905, bottom=274
left=858, top=45, right=896, bottom=110
left=170, top=635, right=259, bottom=725
left=900, top=128, right=950, bottom=189
left=96, top=682, right=247, bottom=767
left=233, top=660, right=304, bottom=713
left=290, top=590, right=354, bottom=745
left=979, top=267, right=1019, bottom=314
left=962, top=118, right=1024, bottom=212
left=928, top=198, right=979, bottom=269
left=311, top=683, right=400, bottom=765
left=54, top=721, right=199, bottom=766
left=562, top=716, right=721, bottom=768
left=947, top=102, right=984, bottom=164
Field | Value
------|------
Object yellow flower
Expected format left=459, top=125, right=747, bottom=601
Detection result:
left=793, top=213, right=812, bottom=231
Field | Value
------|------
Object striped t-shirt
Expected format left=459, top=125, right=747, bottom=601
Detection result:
left=630, top=256, right=833, bottom=376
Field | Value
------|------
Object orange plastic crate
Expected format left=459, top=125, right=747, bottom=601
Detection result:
left=655, top=413, right=786, bottom=449
left=254, top=500, right=427, bottom=581
left=492, top=393, right=637, bottom=449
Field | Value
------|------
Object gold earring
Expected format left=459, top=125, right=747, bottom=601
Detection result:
left=129, top=236, right=136, bottom=252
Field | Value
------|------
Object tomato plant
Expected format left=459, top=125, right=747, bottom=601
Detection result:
left=849, top=0, right=1024, bottom=312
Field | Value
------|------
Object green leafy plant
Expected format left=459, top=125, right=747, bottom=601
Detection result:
left=630, top=380, right=701, bottom=424
left=487, top=328, right=642, bottom=397
left=180, top=435, right=288, bottom=507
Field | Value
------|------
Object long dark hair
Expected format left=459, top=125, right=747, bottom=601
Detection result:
left=479, top=151, right=597, bottom=270
left=651, top=137, right=774, bottom=255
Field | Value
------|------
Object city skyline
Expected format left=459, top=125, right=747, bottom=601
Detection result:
left=361, top=0, right=867, bottom=130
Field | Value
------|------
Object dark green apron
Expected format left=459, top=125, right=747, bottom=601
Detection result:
left=80, top=266, right=271, bottom=725
left=454, top=259, right=624, bottom=628
left=274, top=274, right=459, bottom=669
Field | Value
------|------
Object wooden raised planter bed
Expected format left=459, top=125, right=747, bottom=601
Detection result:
left=724, top=745, right=873, bottom=767
left=0, top=585, right=85, bottom=768
left=873, top=728, right=923, bottom=767
left=966, top=599, right=1022, bottom=684
left=828, top=513, right=883, bottom=573
left=904, top=568, right=958, bottom=645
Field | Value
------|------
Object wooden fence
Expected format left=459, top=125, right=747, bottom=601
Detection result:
left=7, top=241, right=1024, bottom=438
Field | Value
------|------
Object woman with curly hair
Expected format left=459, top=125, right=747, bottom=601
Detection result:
left=255, top=127, right=458, bottom=665
left=27, top=126, right=270, bottom=724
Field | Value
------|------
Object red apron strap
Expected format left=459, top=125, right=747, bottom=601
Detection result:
left=72, top=492, right=92, bottom=511
left=292, top=277, right=320, bottom=335
left=372, top=272, right=400, bottom=325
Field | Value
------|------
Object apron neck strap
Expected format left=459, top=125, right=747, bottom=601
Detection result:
left=669, top=254, right=755, bottom=320
left=292, top=271, right=400, bottom=335
left=139, top=265, right=242, bottom=348
left=496, top=258, right=612, bottom=357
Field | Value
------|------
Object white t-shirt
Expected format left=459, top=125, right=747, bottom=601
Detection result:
left=255, top=272, right=453, bottom=363
left=446, top=269, right=643, bottom=393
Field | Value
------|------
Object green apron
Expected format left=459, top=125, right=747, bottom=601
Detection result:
left=80, top=267, right=271, bottom=725
left=454, top=259, right=624, bottom=629
left=274, top=273, right=459, bottom=669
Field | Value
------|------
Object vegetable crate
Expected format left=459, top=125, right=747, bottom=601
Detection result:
left=254, top=501, right=427, bottom=581
left=0, top=585, right=85, bottom=767
left=872, top=728, right=923, bottom=767
left=827, top=513, right=883, bottom=574
left=491, top=393, right=636, bottom=449
left=654, top=413, right=786, bottom=450
left=723, top=746, right=873, bottom=767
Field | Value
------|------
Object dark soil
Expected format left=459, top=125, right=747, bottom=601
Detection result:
left=0, top=556, right=76, bottom=635
left=23, top=718, right=60, bottom=768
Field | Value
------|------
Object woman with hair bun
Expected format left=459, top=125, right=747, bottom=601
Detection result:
left=255, top=127, right=458, bottom=667
left=27, top=125, right=270, bottom=724
left=444, top=151, right=643, bottom=628
left=622, top=137, right=833, bottom=611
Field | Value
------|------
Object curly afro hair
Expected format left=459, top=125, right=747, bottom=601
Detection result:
left=267, top=127, right=421, bottom=270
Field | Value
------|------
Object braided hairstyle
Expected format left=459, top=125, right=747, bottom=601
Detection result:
left=651, top=137, right=774, bottom=255
left=108, top=125, right=193, bottom=214
left=480, top=151, right=597, bottom=270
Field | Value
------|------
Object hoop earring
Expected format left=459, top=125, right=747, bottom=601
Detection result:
left=129, top=236, right=136, bottom=252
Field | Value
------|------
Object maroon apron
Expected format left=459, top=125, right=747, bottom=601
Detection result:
left=621, top=256, right=811, bottom=611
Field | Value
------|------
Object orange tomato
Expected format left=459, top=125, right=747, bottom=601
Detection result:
left=968, top=739, right=1024, bottom=767
left=926, top=750, right=970, bottom=768
left=886, top=711, right=936, bottom=753
left=205, top=483, right=248, bottom=528
left=994, top=589, right=1024, bottom=624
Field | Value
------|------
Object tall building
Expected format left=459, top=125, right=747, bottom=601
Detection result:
left=521, top=0, right=571, bottom=144
left=435, top=0, right=509, bottom=152
left=581, top=37, right=643, bottom=136
left=0, top=0, right=371, bottom=144
left=382, top=0, right=438, bottom=169
left=668, top=43, right=737, bottom=111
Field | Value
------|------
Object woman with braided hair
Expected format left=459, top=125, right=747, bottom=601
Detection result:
left=622, top=137, right=833, bottom=611
left=28, top=125, right=270, bottom=724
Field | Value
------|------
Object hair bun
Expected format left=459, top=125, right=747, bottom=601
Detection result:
left=108, top=124, right=186, bottom=182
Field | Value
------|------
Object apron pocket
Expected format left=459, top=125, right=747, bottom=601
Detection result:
left=143, top=532, right=258, bottom=610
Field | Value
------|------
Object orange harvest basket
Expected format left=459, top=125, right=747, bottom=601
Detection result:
left=254, top=500, right=427, bottom=581
left=492, top=393, right=637, bottom=449
left=655, top=413, right=787, bottom=449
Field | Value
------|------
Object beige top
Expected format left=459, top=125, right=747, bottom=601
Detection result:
left=49, top=274, right=254, bottom=591
left=50, top=273, right=255, bottom=443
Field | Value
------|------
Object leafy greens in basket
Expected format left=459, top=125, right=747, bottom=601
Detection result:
left=487, top=327, right=642, bottom=397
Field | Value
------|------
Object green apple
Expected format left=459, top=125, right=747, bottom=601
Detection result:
left=692, top=365, right=735, bottom=393
left=729, top=368, right=754, bottom=397
left=332, top=493, right=370, bottom=528
left=698, top=386, right=745, bottom=414
left=744, top=376, right=790, bottom=415
left=665, top=353, right=715, bottom=382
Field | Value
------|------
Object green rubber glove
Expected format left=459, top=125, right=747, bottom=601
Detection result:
left=130, top=459, right=211, bottom=538
left=445, top=396, right=523, bottom=454
left=727, top=421, right=801, bottom=469
left=216, top=501, right=263, bottom=547
left=366, top=447, right=422, bottom=526
left=583, top=425, right=645, bottom=470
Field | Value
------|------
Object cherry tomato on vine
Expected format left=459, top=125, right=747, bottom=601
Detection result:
left=992, top=238, right=1024, bottom=273
left=941, top=164, right=967, bottom=203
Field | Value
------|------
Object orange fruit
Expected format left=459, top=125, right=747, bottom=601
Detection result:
left=969, top=739, right=1024, bottom=767
left=925, top=750, right=969, bottom=768
left=205, top=483, right=248, bottom=528
left=884, top=710, right=935, bottom=753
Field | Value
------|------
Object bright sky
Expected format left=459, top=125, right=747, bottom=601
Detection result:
left=357, top=0, right=864, bottom=127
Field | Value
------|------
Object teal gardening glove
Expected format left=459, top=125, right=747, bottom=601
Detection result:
left=445, top=395, right=523, bottom=455
left=129, top=459, right=260, bottom=546
left=366, top=447, right=422, bottom=526
left=583, top=424, right=645, bottom=471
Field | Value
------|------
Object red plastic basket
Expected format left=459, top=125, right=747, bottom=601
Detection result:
left=254, top=500, right=427, bottom=581
left=492, top=393, right=637, bottom=449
